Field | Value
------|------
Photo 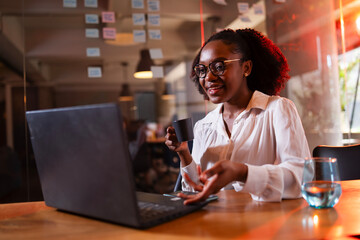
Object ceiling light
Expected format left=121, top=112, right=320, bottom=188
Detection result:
left=119, top=63, right=134, bottom=102
left=119, top=83, right=133, bottom=102
left=162, top=82, right=175, bottom=100
left=134, top=49, right=154, bottom=79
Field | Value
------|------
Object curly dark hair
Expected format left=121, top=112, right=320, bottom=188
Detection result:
left=190, top=28, right=290, bottom=96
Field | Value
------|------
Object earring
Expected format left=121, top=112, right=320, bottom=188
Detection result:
left=244, top=73, right=249, bottom=77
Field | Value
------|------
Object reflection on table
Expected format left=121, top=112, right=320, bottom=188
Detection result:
left=1, top=180, right=360, bottom=239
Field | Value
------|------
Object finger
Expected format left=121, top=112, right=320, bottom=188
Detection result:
left=166, top=134, right=180, bottom=146
left=201, top=161, right=225, bottom=179
left=197, top=165, right=202, bottom=176
left=183, top=191, right=210, bottom=205
left=184, top=173, right=203, bottom=192
left=196, top=165, right=206, bottom=185
left=164, top=140, right=177, bottom=151
left=184, top=175, right=219, bottom=205
left=165, top=134, right=181, bottom=148
left=165, top=138, right=177, bottom=147
left=166, top=126, right=175, bottom=134
left=203, top=174, right=222, bottom=194
left=183, top=173, right=203, bottom=192
left=177, top=192, right=197, bottom=199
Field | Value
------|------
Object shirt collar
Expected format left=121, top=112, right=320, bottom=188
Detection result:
left=245, top=90, right=270, bottom=111
left=217, top=90, right=270, bottom=113
left=201, top=90, right=271, bottom=124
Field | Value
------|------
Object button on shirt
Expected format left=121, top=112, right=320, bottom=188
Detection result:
left=181, top=91, right=311, bottom=202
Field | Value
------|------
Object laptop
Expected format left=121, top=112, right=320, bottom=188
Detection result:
left=26, top=103, right=208, bottom=229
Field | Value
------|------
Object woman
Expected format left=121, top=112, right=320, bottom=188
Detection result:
left=165, top=28, right=310, bottom=204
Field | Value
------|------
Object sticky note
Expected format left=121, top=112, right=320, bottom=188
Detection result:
left=132, top=13, right=146, bottom=26
left=133, top=30, right=146, bottom=42
left=148, top=14, right=160, bottom=26
left=132, top=0, right=144, bottom=9
left=85, top=28, right=99, bottom=38
left=85, top=0, right=97, bottom=8
left=149, top=48, right=163, bottom=59
left=213, top=0, right=227, bottom=5
left=63, top=0, right=77, bottom=8
left=86, top=48, right=100, bottom=57
left=102, top=12, right=115, bottom=23
left=88, top=67, right=102, bottom=78
left=151, top=66, right=164, bottom=78
left=102, top=27, right=116, bottom=39
left=85, top=14, right=99, bottom=24
left=253, top=3, right=264, bottom=15
left=148, top=29, right=161, bottom=40
left=237, top=2, right=249, bottom=14
left=239, top=16, right=251, bottom=22
left=148, top=0, right=160, bottom=11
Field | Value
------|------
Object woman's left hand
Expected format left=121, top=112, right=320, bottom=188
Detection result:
left=178, top=160, right=248, bottom=205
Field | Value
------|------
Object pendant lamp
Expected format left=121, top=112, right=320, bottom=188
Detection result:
left=119, top=62, right=134, bottom=101
left=134, top=49, right=154, bottom=79
left=119, top=83, right=133, bottom=102
left=162, top=82, right=175, bottom=100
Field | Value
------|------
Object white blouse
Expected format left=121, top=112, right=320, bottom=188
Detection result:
left=182, top=91, right=311, bottom=202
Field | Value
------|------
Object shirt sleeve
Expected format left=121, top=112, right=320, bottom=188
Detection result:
left=233, top=98, right=311, bottom=202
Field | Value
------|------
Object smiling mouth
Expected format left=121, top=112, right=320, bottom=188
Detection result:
left=207, top=85, right=224, bottom=95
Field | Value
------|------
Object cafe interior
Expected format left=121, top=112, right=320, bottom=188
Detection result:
left=1, top=0, right=360, bottom=237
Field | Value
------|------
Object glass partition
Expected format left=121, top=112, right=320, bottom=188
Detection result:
left=0, top=0, right=357, bottom=203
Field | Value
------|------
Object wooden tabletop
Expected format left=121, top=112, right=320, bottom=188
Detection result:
left=1, top=180, right=360, bottom=239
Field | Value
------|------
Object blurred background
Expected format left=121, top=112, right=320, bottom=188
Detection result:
left=0, top=0, right=359, bottom=203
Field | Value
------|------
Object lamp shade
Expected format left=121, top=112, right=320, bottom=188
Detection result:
left=134, top=49, right=154, bottom=79
left=119, top=83, right=133, bottom=101
left=162, top=82, right=175, bottom=100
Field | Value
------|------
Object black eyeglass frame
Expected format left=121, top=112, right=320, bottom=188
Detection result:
left=193, top=58, right=243, bottom=79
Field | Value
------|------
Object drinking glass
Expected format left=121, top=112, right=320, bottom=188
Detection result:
left=301, top=157, right=342, bottom=209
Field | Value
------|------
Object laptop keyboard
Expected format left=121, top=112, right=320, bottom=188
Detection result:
left=138, top=201, right=177, bottom=220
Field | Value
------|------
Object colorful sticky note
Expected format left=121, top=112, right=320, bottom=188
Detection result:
left=85, top=0, right=97, bottom=8
left=133, top=30, right=146, bottom=42
left=132, top=0, right=144, bottom=9
left=148, top=29, right=161, bottom=40
left=88, top=67, right=102, bottom=78
left=237, top=3, right=249, bottom=14
left=253, top=3, right=264, bottom=15
left=132, top=13, right=146, bottom=26
left=102, top=28, right=116, bottom=39
left=63, top=0, right=77, bottom=8
left=239, top=16, right=251, bottom=22
left=148, top=0, right=160, bottom=11
left=149, top=48, right=163, bottom=59
left=86, top=48, right=100, bottom=57
left=151, top=66, right=164, bottom=78
left=85, top=28, right=99, bottom=38
left=213, top=0, right=227, bottom=5
left=85, top=14, right=99, bottom=24
left=148, top=14, right=160, bottom=26
left=102, top=12, right=115, bottom=23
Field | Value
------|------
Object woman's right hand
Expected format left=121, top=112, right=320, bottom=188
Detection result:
left=165, top=126, right=189, bottom=153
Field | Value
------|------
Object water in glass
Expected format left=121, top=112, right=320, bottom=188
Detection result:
left=301, top=157, right=342, bottom=209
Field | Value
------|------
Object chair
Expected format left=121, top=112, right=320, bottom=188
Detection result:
left=173, top=140, right=193, bottom=192
left=174, top=173, right=182, bottom=192
left=313, top=144, right=360, bottom=180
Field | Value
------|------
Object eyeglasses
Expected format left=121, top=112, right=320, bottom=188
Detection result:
left=194, top=58, right=243, bottom=79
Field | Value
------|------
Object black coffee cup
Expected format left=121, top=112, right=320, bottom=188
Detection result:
left=172, top=118, right=194, bottom=142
